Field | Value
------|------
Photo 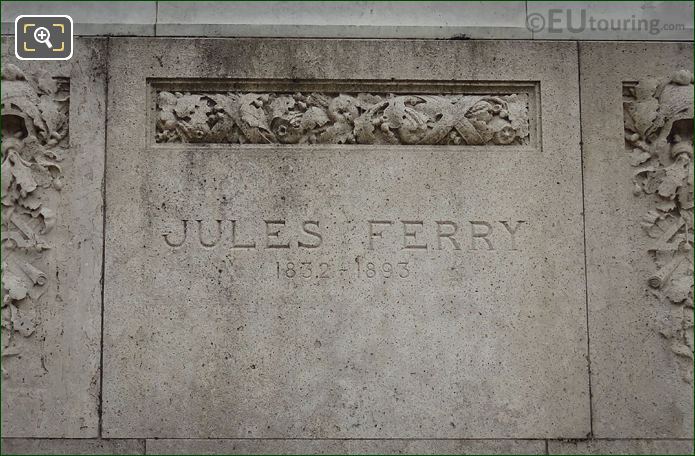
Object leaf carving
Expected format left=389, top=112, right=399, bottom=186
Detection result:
left=1, top=64, right=67, bottom=376
left=155, top=90, right=530, bottom=146
left=625, top=70, right=694, bottom=381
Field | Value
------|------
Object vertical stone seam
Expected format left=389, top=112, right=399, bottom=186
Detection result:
left=525, top=1, right=532, bottom=40
left=576, top=40, right=594, bottom=438
left=154, top=1, right=159, bottom=37
left=544, top=439, right=549, bottom=454
left=97, top=36, right=112, bottom=439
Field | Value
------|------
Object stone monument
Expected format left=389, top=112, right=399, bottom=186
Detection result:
left=0, top=36, right=692, bottom=455
left=101, top=39, right=588, bottom=439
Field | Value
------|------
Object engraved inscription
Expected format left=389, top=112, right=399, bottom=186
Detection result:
left=155, top=90, right=529, bottom=146
left=1, top=64, right=69, bottom=377
left=162, top=217, right=527, bottom=287
left=162, top=218, right=526, bottom=252
left=623, top=70, right=694, bottom=379
left=275, top=258, right=411, bottom=280
left=163, top=219, right=327, bottom=250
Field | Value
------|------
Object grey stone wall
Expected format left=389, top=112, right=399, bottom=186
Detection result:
left=1, top=1, right=693, bottom=40
left=0, top=4, right=693, bottom=455
left=1, top=438, right=694, bottom=455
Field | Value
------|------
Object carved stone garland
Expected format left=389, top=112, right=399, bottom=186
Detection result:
left=623, top=70, right=694, bottom=382
left=155, top=91, right=529, bottom=145
left=1, top=64, right=68, bottom=377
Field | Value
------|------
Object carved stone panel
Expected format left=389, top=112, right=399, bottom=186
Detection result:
left=154, top=88, right=531, bottom=146
left=1, top=38, right=107, bottom=438
left=2, top=66, right=68, bottom=372
left=580, top=42, right=693, bottom=438
left=103, top=39, right=588, bottom=439
left=623, top=71, right=694, bottom=373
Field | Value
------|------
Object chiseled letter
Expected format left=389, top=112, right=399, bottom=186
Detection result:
left=368, top=220, right=393, bottom=250
left=265, top=220, right=290, bottom=249
left=299, top=221, right=323, bottom=249
left=230, top=220, right=256, bottom=249
left=436, top=221, right=461, bottom=250
left=500, top=220, right=525, bottom=250
left=197, top=219, right=223, bottom=247
left=402, top=220, right=427, bottom=250
left=163, top=219, right=188, bottom=247
left=470, top=221, right=494, bottom=250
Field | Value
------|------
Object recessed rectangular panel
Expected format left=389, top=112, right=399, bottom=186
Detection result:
left=149, top=80, right=538, bottom=148
left=103, top=38, right=589, bottom=439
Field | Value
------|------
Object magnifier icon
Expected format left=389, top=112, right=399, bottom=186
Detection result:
left=33, top=27, right=52, bottom=49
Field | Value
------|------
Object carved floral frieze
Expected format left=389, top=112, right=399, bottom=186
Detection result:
left=1, top=64, right=68, bottom=376
left=623, top=70, right=694, bottom=380
left=155, top=91, right=529, bottom=146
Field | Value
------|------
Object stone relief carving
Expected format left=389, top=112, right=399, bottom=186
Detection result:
left=623, top=70, right=694, bottom=381
left=155, top=91, right=529, bottom=145
left=1, top=64, right=68, bottom=376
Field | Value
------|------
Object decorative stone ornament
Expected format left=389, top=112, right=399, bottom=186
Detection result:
left=156, top=91, right=529, bottom=146
left=1, top=63, right=68, bottom=377
left=623, top=69, right=694, bottom=376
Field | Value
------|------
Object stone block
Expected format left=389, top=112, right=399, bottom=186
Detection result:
left=155, top=1, right=531, bottom=38
left=0, top=1, right=156, bottom=36
left=102, top=38, right=589, bottom=439
left=0, top=438, right=144, bottom=455
left=1, top=37, right=107, bottom=438
left=548, top=439, right=694, bottom=455
left=579, top=41, right=693, bottom=438
left=146, top=438, right=545, bottom=454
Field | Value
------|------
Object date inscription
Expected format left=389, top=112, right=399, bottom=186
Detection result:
left=275, top=258, right=411, bottom=280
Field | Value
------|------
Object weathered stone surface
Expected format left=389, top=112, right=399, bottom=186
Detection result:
left=146, top=438, right=545, bottom=455
left=155, top=89, right=531, bottom=145
left=579, top=42, right=693, bottom=438
left=1, top=438, right=145, bottom=455
left=548, top=439, right=694, bottom=455
left=102, top=38, right=588, bottom=439
left=623, top=72, right=693, bottom=361
left=0, top=1, right=156, bottom=36
left=1, top=38, right=106, bottom=438
left=155, top=1, right=531, bottom=39
left=4, top=2, right=695, bottom=42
